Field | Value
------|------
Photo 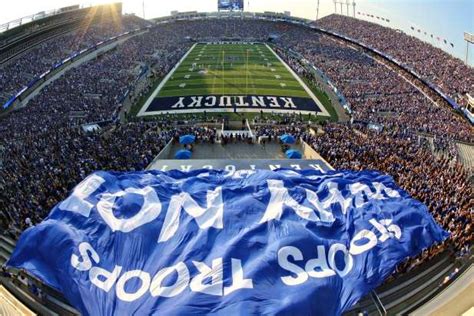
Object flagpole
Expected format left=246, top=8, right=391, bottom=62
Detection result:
left=222, top=49, right=225, bottom=96
left=246, top=49, right=249, bottom=95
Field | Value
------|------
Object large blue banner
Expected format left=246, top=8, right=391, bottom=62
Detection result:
left=7, top=169, right=448, bottom=315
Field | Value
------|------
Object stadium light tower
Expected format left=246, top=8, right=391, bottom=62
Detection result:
left=346, top=0, right=350, bottom=16
left=334, top=0, right=346, bottom=15
left=352, top=1, right=356, bottom=17
left=465, top=32, right=474, bottom=65
left=316, top=0, right=320, bottom=20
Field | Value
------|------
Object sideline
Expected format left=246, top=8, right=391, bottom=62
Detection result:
left=137, top=43, right=197, bottom=117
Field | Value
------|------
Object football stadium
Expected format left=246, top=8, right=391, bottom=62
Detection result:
left=0, top=1, right=473, bottom=315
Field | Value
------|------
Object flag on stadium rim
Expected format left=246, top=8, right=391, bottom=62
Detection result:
left=7, top=169, right=448, bottom=315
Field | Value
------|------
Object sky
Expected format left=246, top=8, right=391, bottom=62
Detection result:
left=0, top=0, right=472, bottom=64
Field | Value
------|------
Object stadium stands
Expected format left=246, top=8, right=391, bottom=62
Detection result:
left=0, top=14, right=149, bottom=105
left=0, top=10, right=472, bottom=315
left=316, top=14, right=474, bottom=109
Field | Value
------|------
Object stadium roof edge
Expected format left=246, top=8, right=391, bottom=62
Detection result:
left=152, top=11, right=311, bottom=25
left=0, top=2, right=123, bottom=35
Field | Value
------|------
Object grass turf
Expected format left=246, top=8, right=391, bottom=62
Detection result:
left=158, top=43, right=310, bottom=98
left=135, top=43, right=338, bottom=122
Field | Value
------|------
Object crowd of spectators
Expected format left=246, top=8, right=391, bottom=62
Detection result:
left=0, top=14, right=149, bottom=104
left=0, top=121, right=172, bottom=231
left=276, top=33, right=473, bottom=142
left=3, top=17, right=471, bottom=139
left=315, top=14, right=474, bottom=109
left=0, top=18, right=194, bottom=230
left=255, top=125, right=307, bottom=140
left=148, top=19, right=474, bottom=143
left=173, top=126, right=218, bottom=144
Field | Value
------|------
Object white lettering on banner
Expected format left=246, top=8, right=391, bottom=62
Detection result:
left=278, top=246, right=308, bottom=286
left=328, top=244, right=353, bottom=277
left=190, top=258, right=223, bottom=296
left=158, top=187, right=224, bottom=243
left=369, top=219, right=402, bottom=241
left=61, top=175, right=403, bottom=242
left=70, top=242, right=100, bottom=271
left=278, top=218, right=401, bottom=286
left=349, top=230, right=378, bottom=255
left=350, top=183, right=400, bottom=209
left=260, top=180, right=335, bottom=224
left=97, top=187, right=162, bottom=233
left=305, top=245, right=336, bottom=279
left=116, top=270, right=151, bottom=302
left=70, top=218, right=401, bottom=301
left=325, top=182, right=352, bottom=215
left=150, top=262, right=189, bottom=298
left=90, top=266, right=122, bottom=292
left=59, top=174, right=105, bottom=217
left=223, top=259, right=253, bottom=296
left=71, top=243, right=253, bottom=302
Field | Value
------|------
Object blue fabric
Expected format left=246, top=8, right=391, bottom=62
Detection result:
left=179, top=134, right=196, bottom=145
left=7, top=169, right=448, bottom=316
left=280, top=134, right=296, bottom=144
left=174, top=149, right=192, bottom=159
left=285, top=149, right=302, bottom=159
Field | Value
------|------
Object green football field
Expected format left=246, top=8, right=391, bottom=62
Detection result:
left=159, top=43, right=309, bottom=98
left=138, top=43, right=331, bottom=117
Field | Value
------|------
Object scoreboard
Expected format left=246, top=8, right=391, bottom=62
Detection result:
left=218, top=0, right=244, bottom=11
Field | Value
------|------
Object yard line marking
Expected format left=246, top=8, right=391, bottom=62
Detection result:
left=265, top=43, right=330, bottom=117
